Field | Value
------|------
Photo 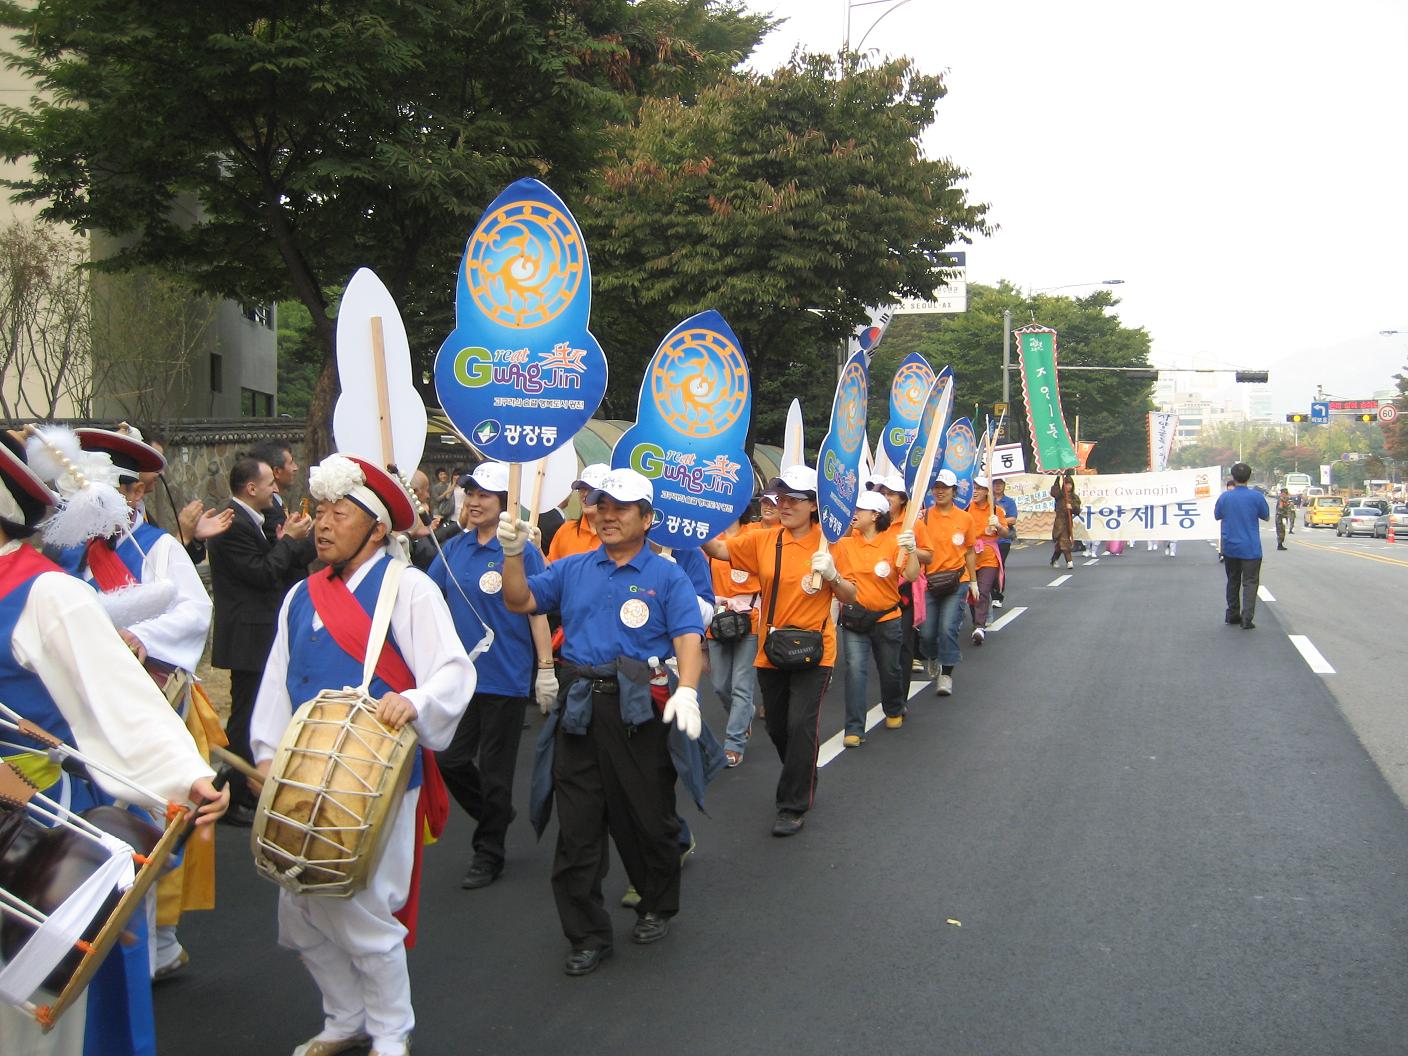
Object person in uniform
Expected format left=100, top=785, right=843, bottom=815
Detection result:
left=701, top=465, right=859, bottom=837
left=544, top=463, right=609, bottom=563
left=874, top=474, right=933, bottom=691
left=47, top=428, right=218, bottom=981
left=918, top=469, right=980, bottom=698
left=250, top=454, right=475, bottom=1056
left=1275, top=487, right=1295, bottom=550
left=990, top=476, right=1018, bottom=608
left=833, top=490, right=920, bottom=747
left=425, top=462, right=557, bottom=891
left=965, top=476, right=1011, bottom=647
left=499, top=468, right=705, bottom=977
left=706, top=518, right=761, bottom=768
left=0, top=433, right=227, bottom=1056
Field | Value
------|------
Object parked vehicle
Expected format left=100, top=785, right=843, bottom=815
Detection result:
left=1373, top=504, right=1408, bottom=539
left=1336, top=507, right=1379, bottom=537
left=1305, top=495, right=1345, bottom=528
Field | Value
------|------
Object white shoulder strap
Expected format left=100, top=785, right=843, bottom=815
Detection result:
left=359, top=558, right=407, bottom=693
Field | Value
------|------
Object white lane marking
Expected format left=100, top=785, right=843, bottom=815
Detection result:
left=1288, top=634, right=1336, bottom=674
left=1047, top=574, right=1072, bottom=587
left=1257, top=585, right=1276, bottom=602
left=818, top=704, right=887, bottom=767
left=1083, top=559, right=1100, bottom=566
left=986, top=606, right=1028, bottom=632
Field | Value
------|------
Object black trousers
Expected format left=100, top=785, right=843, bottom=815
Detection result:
left=551, top=689, right=680, bottom=950
left=1224, top=556, right=1262, bottom=623
left=993, top=541, right=1012, bottom=600
left=898, top=584, right=919, bottom=698
left=755, top=665, right=833, bottom=816
left=226, top=668, right=262, bottom=809
left=436, top=692, right=528, bottom=867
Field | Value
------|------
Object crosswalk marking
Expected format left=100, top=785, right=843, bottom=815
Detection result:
left=1289, top=634, right=1335, bottom=674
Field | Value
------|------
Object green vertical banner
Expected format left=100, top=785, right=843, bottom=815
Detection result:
left=1015, top=324, right=1078, bottom=471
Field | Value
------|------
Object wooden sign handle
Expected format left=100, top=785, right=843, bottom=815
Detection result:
left=507, top=462, right=523, bottom=524
left=807, top=537, right=830, bottom=592
left=370, top=316, right=395, bottom=470
left=526, top=459, right=547, bottom=529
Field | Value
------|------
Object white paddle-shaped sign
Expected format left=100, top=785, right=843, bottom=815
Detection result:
left=332, top=268, right=427, bottom=473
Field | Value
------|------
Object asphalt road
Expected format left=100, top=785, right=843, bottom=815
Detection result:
left=154, top=539, right=1408, bottom=1056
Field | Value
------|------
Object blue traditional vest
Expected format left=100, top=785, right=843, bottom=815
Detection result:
left=284, top=557, right=422, bottom=789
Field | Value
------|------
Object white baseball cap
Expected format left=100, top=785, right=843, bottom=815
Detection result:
left=587, top=468, right=655, bottom=506
left=878, top=473, right=908, bottom=495
left=467, top=462, right=510, bottom=493
left=760, top=490, right=779, bottom=506
left=972, top=475, right=990, bottom=489
left=854, top=490, right=890, bottom=514
left=571, top=463, right=611, bottom=490
left=768, top=465, right=818, bottom=498
left=863, top=471, right=886, bottom=491
left=933, top=468, right=959, bottom=488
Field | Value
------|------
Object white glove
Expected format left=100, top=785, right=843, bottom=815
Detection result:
left=662, top=685, right=701, bottom=740
left=496, top=511, right=530, bottom=556
left=968, top=581, right=981, bottom=602
left=897, top=530, right=917, bottom=553
left=810, top=551, right=838, bottom=582
left=987, top=515, right=1000, bottom=533
left=534, top=666, right=559, bottom=715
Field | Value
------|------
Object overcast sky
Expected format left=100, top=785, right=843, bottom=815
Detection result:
left=744, top=0, right=1408, bottom=413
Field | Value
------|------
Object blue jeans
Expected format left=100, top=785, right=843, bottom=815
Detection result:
left=708, top=634, right=758, bottom=754
left=841, top=617, right=905, bottom=736
left=920, top=586, right=967, bottom=667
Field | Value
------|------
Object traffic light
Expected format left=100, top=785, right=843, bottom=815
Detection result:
left=1355, top=413, right=1374, bottom=423
left=1235, top=370, right=1270, bottom=383
left=1286, top=412, right=1308, bottom=423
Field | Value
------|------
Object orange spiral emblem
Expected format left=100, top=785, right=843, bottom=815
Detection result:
left=464, top=201, right=584, bottom=328
left=648, top=328, right=749, bottom=439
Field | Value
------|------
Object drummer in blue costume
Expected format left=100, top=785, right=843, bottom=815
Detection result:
left=498, top=468, right=709, bottom=977
left=0, top=433, right=227, bottom=1056
left=425, top=461, right=557, bottom=891
left=250, top=454, right=474, bottom=1056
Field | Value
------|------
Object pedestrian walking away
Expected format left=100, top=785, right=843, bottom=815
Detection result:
left=1214, top=462, right=1271, bottom=630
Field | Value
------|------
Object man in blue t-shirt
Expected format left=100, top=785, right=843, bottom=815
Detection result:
left=1213, top=462, right=1270, bottom=629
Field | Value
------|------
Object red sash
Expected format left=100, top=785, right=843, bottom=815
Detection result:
left=303, top=566, right=448, bottom=948
left=85, top=539, right=137, bottom=592
left=0, top=544, right=63, bottom=597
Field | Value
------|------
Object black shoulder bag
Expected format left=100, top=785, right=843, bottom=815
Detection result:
left=761, top=529, right=826, bottom=670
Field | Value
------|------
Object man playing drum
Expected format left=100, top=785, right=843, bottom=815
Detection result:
left=0, top=432, right=228, bottom=1056
left=250, top=454, right=475, bottom=1056
left=498, top=468, right=706, bottom=977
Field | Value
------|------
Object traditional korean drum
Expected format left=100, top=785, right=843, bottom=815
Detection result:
left=0, top=804, right=160, bottom=999
left=251, top=689, right=418, bottom=897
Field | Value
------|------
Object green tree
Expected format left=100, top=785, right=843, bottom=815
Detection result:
left=580, top=52, right=990, bottom=448
left=0, top=0, right=770, bottom=454
left=1385, top=364, right=1408, bottom=463
left=875, top=282, right=1155, bottom=472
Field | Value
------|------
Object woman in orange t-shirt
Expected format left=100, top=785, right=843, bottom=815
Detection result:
left=702, top=467, right=857, bottom=837
left=832, top=490, right=921, bottom=746
left=876, top=473, right=933, bottom=697
left=917, top=468, right=979, bottom=698
left=545, top=463, right=610, bottom=563
left=707, top=518, right=761, bottom=767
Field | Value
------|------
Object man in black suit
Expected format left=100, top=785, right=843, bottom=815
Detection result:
left=207, top=455, right=315, bottom=823
left=250, top=440, right=299, bottom=544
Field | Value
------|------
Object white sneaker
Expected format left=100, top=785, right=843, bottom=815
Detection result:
left=935, top=674, right=953, bottom=696
left=971, top=628, right=985, bottom=646
left=1064, top=558, right=1073, bottom=569
left=992, top=598, right=1004, bottom=609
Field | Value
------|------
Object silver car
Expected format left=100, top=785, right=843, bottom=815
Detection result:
left=1373, top=504, right=1408, bottom=539
left=1336, top=507, right=1380, bottom=537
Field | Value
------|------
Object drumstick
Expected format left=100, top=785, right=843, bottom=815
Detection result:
left=209, top=745, right=263, bottom=784
left=173, top=769, right=229, bottom=855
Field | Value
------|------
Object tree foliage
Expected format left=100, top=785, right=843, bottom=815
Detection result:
left=0, top=220, right=89, bottom=418
left=873, top=282, right=1155, bottom=473
left=580, top=52, right=990, bottom=447
left=1172, top=418, right=1391, bottom=490
left=0, top=0, right=770, bottom=454
left=1385, top=363, right=1408, bottom=463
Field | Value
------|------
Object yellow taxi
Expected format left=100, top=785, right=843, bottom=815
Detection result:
left=1305, top=494, right=1345, bottom=528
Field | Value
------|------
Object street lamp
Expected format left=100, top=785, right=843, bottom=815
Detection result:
left=1029, top=279, right=1126, bottom=295
left=844, top=0, right=916, bottom=53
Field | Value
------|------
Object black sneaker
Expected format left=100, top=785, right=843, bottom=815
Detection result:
left=771, top=811, right=804, bottom=837
left=460, top=859, right=503, bottom=890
